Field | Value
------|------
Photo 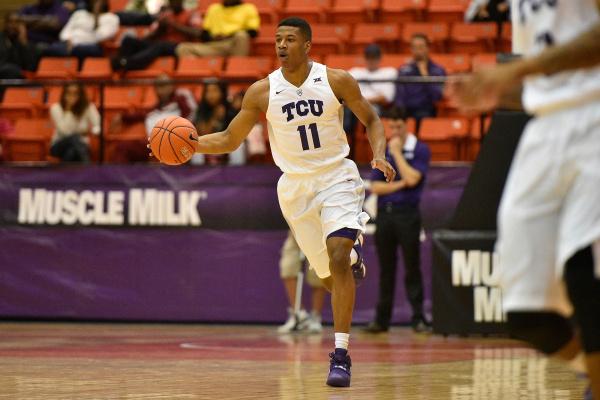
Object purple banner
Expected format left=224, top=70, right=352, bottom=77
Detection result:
left=0, top=164, right=470, bottom=323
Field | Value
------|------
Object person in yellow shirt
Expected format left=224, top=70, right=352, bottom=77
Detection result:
left=176, top=0, right=259, bottom=57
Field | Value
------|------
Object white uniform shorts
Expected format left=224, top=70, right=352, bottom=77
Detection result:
left=496, top=99, right=600, bottom=315
left=277, top=159, right=369, bottom=279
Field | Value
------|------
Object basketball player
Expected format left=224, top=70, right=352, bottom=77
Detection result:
left=174, top=17, right=395, bottom=387
left=447, top=1, right=600, bottom=398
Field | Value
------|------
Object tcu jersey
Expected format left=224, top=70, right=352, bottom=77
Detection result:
left=512, top=0, right=600, bottom=114
left=266, top=62, right=350, bottom=174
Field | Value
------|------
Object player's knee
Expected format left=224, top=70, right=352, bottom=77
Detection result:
left=565, top=245, right=600, bottom=353
left=328, top=246, right=351, bottom=274
left=506, top=311, right=573, bottom=355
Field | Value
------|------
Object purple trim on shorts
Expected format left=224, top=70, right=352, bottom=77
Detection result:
left=327, top=228, right=359, bottom=241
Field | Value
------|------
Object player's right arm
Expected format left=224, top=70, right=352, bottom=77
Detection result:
left=193, top=79, right=267, bottom=154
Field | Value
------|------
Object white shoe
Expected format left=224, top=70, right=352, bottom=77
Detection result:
left=277, top=308, right=309, bottom=334
left=304, top=313, right=323, bottom=334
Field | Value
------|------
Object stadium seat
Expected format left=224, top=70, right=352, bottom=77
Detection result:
left=380, top=0, right=427, bottom=23
left=252, top=24, right=278, bottom=56
left=329, top=0, right=378, bottom=24
left=500, top=23, right=512, bottom=52
left=2, top=118, right=53, bottom=162
left=222, top=56, right=272, bottom=80
left=174, top=57, right=224, bottom=79
left=108, top=0, right=128, bottom=12
left=449, top=22, right=497, bottom=54
left=34, top=57, right=78, bottom=79
left=78, top=57, right=113, bottom=80
left=310, top=24, right=351, bottom=56
left=324, top=54, right=365, bottom=70
left=102, top=86, right=145, bottom=121
left=427, top=0, right=470, bottom=23
left=125, top=56, right=176, bottom=78
left=380, top=53, right=412, bottom=68
left=280, top=0, right=332, bottom=24
left=471, top=53, right=497, bottom=71
left=465, top=115, right=491, bottom=161
left=252, top=0, right=284, bottom=23
left=419, top=117, right=469, bottom=161
left=104, top=122, right=147, bottom=162
left=401, top=22, right=450, bottom=52
left=103, top=26, right=149, bottom=55
left=351, top=23, right=401, bottom=53
left=430, top=53, right=471, bottom=74
left=0, top=87, right=44, bottom=121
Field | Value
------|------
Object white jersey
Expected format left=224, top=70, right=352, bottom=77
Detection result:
left=512, top=0, right=600, bottom=114
left=266, top=62, right=350, bottom=174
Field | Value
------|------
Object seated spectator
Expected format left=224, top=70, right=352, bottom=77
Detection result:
left=191, top=80, right=237, bottom=165
left=231, top=89, right=266, bottom=164
left=49, top=82, right=100, bottom=163
left=111, top=74, right=197, bottom=163
left=44, top=0, right=119, bottom=62
left=395, top=33, right=446, bottom=132
left=115, top=0, right=155, bottom=26
left=18, top=0, right=70, bottom=52
left=111, top=0, right=202, bottom=71
left=0, top=12, right=37, bottom=80
left=176, top=0, right=259, bottom=57
left=345, top=44, right=397, bottom=151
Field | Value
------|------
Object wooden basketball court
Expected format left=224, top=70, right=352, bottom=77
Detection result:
left=0, top=323, right=585, bottom=399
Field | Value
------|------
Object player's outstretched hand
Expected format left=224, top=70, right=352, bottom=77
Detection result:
left=371, top=158, right=396, bottom=182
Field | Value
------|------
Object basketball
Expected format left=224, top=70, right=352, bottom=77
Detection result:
left=149, top=116, right=198, bottom=165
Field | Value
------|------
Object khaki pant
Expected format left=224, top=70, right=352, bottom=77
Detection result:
left=176, top=31, right=250, bottom=57
left=280, top=231, right=322, bottom=288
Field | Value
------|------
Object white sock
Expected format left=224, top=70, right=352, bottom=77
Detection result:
left=334, top=332, right=350, bottom=350
left=350, top=248, right=358, bottom=265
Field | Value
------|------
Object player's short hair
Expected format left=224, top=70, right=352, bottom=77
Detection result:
left=385, top=107, right=408, bottom=121
left=278, top=17, right=312, bottom=42
left=410, top=33, right=430, bottom=45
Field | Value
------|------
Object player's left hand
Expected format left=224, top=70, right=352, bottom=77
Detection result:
left=371, top=158, right=396, bottom=182
left=445, top=64, right=520, bottom=114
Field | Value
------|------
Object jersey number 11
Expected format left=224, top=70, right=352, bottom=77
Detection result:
left=297, top=123, right=321, bottom=151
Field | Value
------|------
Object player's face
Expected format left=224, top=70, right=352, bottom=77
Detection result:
left=389, top=119, right=407, bottom=140
left=410, top=37, right=429, bottom=62
left=275, top=26, right=310, bottom=69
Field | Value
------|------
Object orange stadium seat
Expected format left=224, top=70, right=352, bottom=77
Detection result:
left=102, top=86, right=145, bottom=122
left=465, top=115, right=491, bottom=161
left=351, top=23, right=401, bottom=53
left=500, top=23, right=512, bottom=52
left=329, top=0, right=378, bottom=24
left=125, top=56, right=176, bottom=79
left=252, top=0, right=284, bottom=23
left=104, top=121, right=147, bottom=162
left=78, top=57, right=113, bottom=80
left=253, top=24, right=278, bottom=56
left=108, top=0, right=128, bottom=12
left=380, top=0, right=427, bottom=23
left=419, top=117, right=469, bottom=161
left=2, top=118, right=53, bottom=162
left=324, top=54, right=365, bottom=70
left=471, top=53, right=497, bottom=71
left=34, top=57, right=78, bottom=79
left=174, top=57, right=224, bottom=78
left=380, top=53, right=412, bottom=68
left=310, top=24, right=351, bottom=56
left=280, top=0, right=332, bottom=24
left=450, top=22, right=498, bottom=54
left=430, top=53, right=471, bottom=74
left=222, top=56, right=273, bottom=80
left=401, top=22, right=450, bottom=52
left=0, top=87, right=44, bottom=121
left=427, top=0, right=470, bottom=23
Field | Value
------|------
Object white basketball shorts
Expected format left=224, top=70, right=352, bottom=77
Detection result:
left=277, top=159, right=369, bottom=279
left=496, top=99, right=600, bottom=315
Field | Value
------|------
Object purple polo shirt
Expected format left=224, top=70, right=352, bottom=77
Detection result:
left=371, top=135, right=431, bottom=208
left=394, top=60, right=446, bottom=112
left=19, top=1, right=70, bottom=44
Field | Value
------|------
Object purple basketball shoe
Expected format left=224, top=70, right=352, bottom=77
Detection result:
left=326, top=348, right=352, bottom=387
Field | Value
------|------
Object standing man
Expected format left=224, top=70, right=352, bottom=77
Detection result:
left=447, top=1, right=600, bottom=398
left=152, top=17, right=395, bottom=387
left=363, top=107, right=431, bottom=334
left=395, top=33, right=446, bottom=132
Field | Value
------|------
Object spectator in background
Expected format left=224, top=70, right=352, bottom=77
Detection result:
left=465, top=0, right=509, bottom=23
left=231, top=89, right=267, bottom=164
left=363, top=107, right=431, bottom=334
left=111, top=73, right=197, bottom=162
left=115, top=0, right=155, bottom=26
left=18, top=0, right=70, bottom=51
left=0, top=12, right=37, bottom=80
left=345, top=44, right=397, bottom=152
left=395, top=33, right=446, bottom=132
left=45, top=0, right=119, bottom=62
left=176, top=0, right=259, bottom=57
left=49, top=82, right=100, bottom=163
left=111, top=0, right=202, bottom=71
left=191, top=80, right=236, bottom=165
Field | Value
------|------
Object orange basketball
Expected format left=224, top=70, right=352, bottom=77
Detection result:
left=149, top=116, right=198, bottom=165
